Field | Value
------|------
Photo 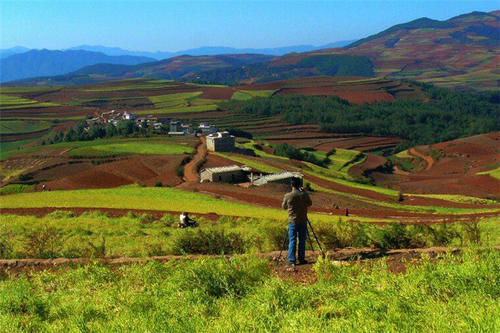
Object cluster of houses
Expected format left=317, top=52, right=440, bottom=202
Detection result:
left=86, top=110, right=218, bottom=136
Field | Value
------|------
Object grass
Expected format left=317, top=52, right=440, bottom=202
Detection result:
left=148, top=91, right=203, bottom=108
left=410, top=194, right=499, bottom=205
left=0, top=186, right=381, bottom=224
left=0, top=247, right=497, bottom=331
left=0, top=86, right=61, bottom=94
left=0, top=212, right=496, bottom=259
left=313, top=183, right=500, bottom=215
left=477, top=166, right=500, bottom=181
left=232, top=90, right=275, bottom=101
left=80, top=80, right=178, bottom=92
left=211, top=152, right=283, bottom=174
left=69, top=142, right=193, bottom=157
left=136, top=104, right=218, bottom=115
left=0, top=94, right=59, bottom=110
left=0, top=184, right=35, bottom=195
left=0, top=120, right=51, bottom=135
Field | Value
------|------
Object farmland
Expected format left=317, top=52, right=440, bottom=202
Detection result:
left=0, top=120, right=52, bottom=135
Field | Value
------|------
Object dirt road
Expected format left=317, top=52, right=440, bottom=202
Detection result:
left=409, top=148, right=434, bottom=171
left=2, top=247, right=498, bottom=281
left=183, top=136, right=207, bottom=183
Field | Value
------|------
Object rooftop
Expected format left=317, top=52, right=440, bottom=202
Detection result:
left=253, top=171, right=303, bottom=186
left=201, top=165, right=252, bottom=174
left=207, top=131, right=233, bottom=139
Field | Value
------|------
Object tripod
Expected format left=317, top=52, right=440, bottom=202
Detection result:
left=276, top=220, right=325, bottom=265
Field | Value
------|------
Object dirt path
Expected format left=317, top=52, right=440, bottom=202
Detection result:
left=1, top=206, right=498, bottom=223
left=409, top=148, right=434, bottom=171
left=183, top=136, right=207, bottom=183
left=393, top=166, right=410, bottom=175
left=2, top=247, right=498, bottom=279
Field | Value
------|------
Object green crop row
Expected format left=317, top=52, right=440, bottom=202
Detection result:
left=0, top=186, right=385, bottom=224
left=68, top=142, right=193, bottom=157
left=0, top=120, right=52, bottom=135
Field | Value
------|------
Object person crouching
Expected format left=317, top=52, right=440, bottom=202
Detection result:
left=178, top=212, right=198, bottom=228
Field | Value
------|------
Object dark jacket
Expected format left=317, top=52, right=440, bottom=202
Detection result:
left=282, top=188, right=312, bottom=224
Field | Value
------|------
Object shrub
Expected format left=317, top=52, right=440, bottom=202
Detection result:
left=17, top=174, right=33, bottom=182
left=154, top=181, right=163, bottom=187
left=173, top=228, right=246, bottom=255
left=23, top=226, right=64, bottom=258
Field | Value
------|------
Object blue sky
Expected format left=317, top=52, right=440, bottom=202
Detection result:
left=1, top=0, right=498, bottom=51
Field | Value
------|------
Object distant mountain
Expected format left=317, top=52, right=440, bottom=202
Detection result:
left=67, top=41, right=355, bottom=59
left=0, top=49, right=155, bottom=82
left=8, top=11, right=498, bottom=90
left=9, top=54, right=275, bottom=86
left=0, top=46, right=30, bottom=59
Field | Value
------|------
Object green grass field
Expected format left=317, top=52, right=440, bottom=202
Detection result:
left=0, top=86, right=61, bottom=94
left=136, top=104, right=218, bottom=115
left=148, top=91, right=203, bottom=108
left=0, top=94, right=59, bottom=110
left=231, top=90, right=275, bottom=101
left=212, top=152, right=283, bottom=174
left=0, top=184, right=35, bottom=195
left=0, top=247, right=497, bottom=331
left=80, top=80, right=178, bottom=92
left=477, top=166, right=500, bottom=181
left=0, top=120, right=52, bottom=135
left=69, top=142, right=193, bottom=157
left=0, top=186, right=385, bottom=223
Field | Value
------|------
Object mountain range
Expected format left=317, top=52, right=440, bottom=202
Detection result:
left=0, top=41, right=355, bottom=82
left=0, top=50, right=155, bottom=82
left=2, top=10, right=498, bottom=90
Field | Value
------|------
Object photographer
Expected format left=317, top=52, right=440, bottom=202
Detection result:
left=281, top=177, right=312, bottom=268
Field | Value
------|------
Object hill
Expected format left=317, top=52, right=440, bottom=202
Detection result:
left=0, top=49, right=155, bottom=82
left=193, top=10, right=500, bottom=89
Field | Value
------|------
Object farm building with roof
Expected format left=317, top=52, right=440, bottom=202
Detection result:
left=200, top=165, right=252, bottom=183
left=252, top=171, right=303, bottom=186
left=206, top=131, right=235, bottom=152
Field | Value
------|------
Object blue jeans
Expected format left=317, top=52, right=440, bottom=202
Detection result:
left=288, top=223, right=307, bottom=263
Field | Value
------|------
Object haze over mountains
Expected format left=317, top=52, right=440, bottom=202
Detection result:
left=1, top=10, right=498, bottom=90
left=0, top=41, right=354, bottom=82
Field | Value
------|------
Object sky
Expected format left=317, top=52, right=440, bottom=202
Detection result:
left=1, top=0, right=498, bottom=52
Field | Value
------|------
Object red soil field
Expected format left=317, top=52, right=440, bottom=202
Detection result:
left=374, top=133, right=500, bottom=197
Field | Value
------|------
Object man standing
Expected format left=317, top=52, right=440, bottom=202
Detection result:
left=282, top=177, right=312, bottom=267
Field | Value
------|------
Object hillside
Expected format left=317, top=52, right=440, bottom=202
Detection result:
left=0, top=49, right=155, bottom=82
left=194, top=10, right=500, bottom=89
left=336, top=10, right=500, bottom=90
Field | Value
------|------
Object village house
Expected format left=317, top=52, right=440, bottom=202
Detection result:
left=123, top=111, right=137, bottom=120
left=198, top=123, right=217, bottom=134
left=200, top=165, right=252, bottom=183
left=206, top=131, right=235, bottom=152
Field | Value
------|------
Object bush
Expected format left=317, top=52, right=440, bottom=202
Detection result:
left=23, top=226, right=64, bottom=258
left=173, top=228, right=246, bottom=255
left=17, top=174, right=33, bottom=182
left=154, top=181, right=163, bottom=187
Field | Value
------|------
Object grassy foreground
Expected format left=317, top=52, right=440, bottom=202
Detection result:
left=2, top=212, right=497, bottom=259
left=0, top=248, right=498, bottom=332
